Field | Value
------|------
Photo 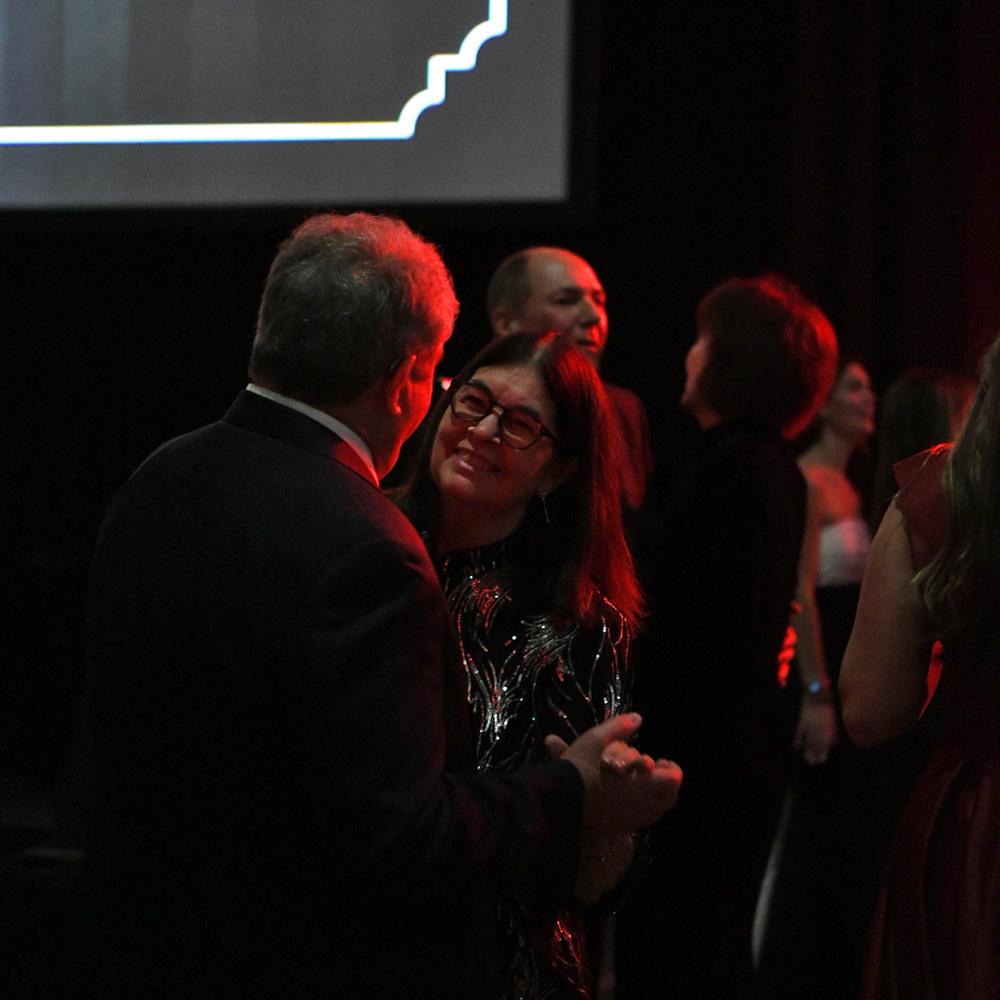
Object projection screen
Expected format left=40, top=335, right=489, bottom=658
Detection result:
left=0, top=0, right=574, bottom=208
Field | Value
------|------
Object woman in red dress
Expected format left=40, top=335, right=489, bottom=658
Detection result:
left=841, top=334, right=1000, bottom=999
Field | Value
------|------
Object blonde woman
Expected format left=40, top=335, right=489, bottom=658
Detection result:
left=842, top=334, right=1000, bottom=999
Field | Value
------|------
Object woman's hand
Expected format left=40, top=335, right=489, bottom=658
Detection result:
left=545, top=726, right=677, bottom=903
left=544, top=716, right=683, bottom=835
left=794, top=699, right=838, bottom=765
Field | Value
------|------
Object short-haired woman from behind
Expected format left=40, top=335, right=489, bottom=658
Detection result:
left=616, top=274, right=839, bottom=999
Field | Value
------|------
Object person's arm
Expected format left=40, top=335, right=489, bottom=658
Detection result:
left=790, top=478, right=838, bottom=763
left=546, top=738, right=671, bottom=906
left=299, top=533, right=678, bottom=907
left=839, top=502, right=932, bottom=747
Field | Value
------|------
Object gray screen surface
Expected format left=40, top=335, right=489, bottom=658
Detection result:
left=0, top=0, right=571, bottom=207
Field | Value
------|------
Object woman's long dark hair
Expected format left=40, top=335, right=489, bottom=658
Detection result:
left=394, top=332, right=644, bottom=628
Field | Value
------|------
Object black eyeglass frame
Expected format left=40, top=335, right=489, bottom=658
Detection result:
left=449, top=379, right=558, bottom=450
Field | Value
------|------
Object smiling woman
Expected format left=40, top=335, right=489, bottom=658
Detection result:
left=431, top=365, right=574, bottom=553
left=393, top=330, right=642, bottom=999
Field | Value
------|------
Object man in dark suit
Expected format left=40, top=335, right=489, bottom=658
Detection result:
left=85, top=212, right=680, bottom=998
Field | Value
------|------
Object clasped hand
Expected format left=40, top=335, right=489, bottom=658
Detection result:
left=545, top=712, right=683, bottom=836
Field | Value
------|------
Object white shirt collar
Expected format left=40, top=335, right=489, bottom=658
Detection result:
left=245, top=383, right=379, bottom=484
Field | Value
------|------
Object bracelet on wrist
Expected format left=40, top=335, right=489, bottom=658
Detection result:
left=803, top=677, right=833, bottom=703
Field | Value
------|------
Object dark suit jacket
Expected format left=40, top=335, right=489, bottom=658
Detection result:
left=85, top=390, right=582, bottom=998
left=604, top=382, right=654, bottom=512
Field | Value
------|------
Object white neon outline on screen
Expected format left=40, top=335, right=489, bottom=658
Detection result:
left=0, top=0, right=507, bottom=145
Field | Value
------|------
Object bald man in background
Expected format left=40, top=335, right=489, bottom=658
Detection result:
left=487, top=247, right=655, bottom=511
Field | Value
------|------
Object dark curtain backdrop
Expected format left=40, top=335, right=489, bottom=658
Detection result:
left=3, top=0, right=999, bottom=791
left=784, top=0, right=1000, bottom=383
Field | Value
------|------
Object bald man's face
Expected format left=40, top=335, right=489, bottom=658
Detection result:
left=504, top=251, right=609, bottom=366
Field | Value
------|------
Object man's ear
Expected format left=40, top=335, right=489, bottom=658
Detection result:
left=491, top=307, right=522, bottom=339
left=381, top=353, right=417, bottom=415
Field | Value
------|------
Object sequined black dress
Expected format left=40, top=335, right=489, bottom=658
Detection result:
left=438, top=538, right=632, bottom=1000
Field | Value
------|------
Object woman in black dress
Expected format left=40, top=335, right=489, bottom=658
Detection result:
left=616, top=274, right=839, bottom=999
left=395, top=331, right=645, bottom=999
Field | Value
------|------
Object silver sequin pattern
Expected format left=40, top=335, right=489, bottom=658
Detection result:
left=442, top=551, right=630, bottom=774
left=440, top=543, right=632, bottom=999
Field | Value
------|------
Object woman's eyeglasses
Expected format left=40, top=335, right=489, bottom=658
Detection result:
left=449, top=381, right=557, bottom=449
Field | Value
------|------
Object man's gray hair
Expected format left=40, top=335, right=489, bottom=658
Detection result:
left=249, top=212, right=458, bottom=406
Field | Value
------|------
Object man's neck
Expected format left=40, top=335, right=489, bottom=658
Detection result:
left=246, top=384, right=381, bottom=481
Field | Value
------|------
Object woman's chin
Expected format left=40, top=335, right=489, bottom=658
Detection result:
left=438, top=472, right=486, bottom=507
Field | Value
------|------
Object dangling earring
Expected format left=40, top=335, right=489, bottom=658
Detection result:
left=539, top=491, right=551, bottom=524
